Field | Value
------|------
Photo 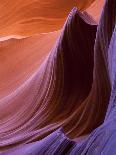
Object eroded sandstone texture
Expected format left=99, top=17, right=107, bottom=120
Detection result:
left=0, top=0, right=116, bottom=154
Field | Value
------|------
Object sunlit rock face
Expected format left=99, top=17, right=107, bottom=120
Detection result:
left=0, top=0, right=78, bottom=36
left=0, top=0, right=116, bottom=154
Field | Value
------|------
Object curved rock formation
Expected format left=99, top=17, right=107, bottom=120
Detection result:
left=0, top=0, right=77, bottom=36
left=0, top=0, right=102, bottom=37
left=0, top=7, right=97, bottom=150
left=0, top=0, right=116, bottom=154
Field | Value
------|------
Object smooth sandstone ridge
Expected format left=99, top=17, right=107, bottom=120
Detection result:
left=0, top=0, right=116, bottom=154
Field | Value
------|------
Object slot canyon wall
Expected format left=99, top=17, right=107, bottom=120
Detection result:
left=0, top=0, right=116, bottom=154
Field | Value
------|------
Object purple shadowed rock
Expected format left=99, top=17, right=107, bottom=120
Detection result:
left=0, top=0, right=116, bottom=154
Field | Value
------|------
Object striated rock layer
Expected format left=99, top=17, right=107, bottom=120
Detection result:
left=0, top=0, right=77, bottom=36
left=0, top=0, right=102, bottom=37
left=0, top=0, right=116, bottom=154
